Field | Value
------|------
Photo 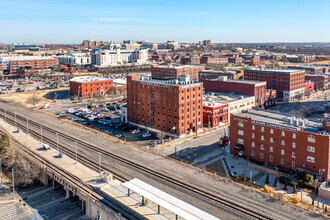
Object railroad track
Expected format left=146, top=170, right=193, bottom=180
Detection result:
left=0, top=108, right=271, bottom=220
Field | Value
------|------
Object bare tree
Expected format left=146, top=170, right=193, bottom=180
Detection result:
left=26, top=94, right=41, bottom=107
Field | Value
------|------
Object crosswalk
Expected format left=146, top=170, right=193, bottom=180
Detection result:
left=0, top=202, right=17, bottom=220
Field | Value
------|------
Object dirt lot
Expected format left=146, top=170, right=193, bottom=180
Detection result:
left=0, top=88, right=67, bottom=107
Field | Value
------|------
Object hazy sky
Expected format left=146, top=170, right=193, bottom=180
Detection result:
left=0, top=0, right=329, bottom=44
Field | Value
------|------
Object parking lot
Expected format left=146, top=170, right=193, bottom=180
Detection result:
left=48, top=102, right=162, bottom=146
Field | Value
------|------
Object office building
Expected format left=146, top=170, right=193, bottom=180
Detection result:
left=127, top=75, right=203, bottom=136
left=55, top=53, right=91, bottom=66
left=244, top=69, right=305, bottom=101
left=230, top=108, right=330, bottom=180
left=151, top=65, right=205, bottom=82
left=69, top=76, right=114, bottom=99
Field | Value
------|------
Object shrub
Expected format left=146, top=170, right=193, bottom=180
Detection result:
left=263, top=185, right=273, bottom=194
left=292, top=196, right=300, bottom=204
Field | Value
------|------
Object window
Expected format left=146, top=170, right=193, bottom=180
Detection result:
left=270, top=129, right=274, bottom=134
left=252, top=133, right=255, bottom=138
left=252, top=142, right=255, bottom=147
left=307, top=156, right=315, bottom=163
left=252, top=150, right=255, bottom=156
left=281, top=140, right=285, bottom=145
left=281, top=149, right=285, bottom=155
left=261, top=127, right=264, bottom=132
left=261, top=135, right=264, bottom=141
left=307, top=146, right=315, bottom=152
left=252, top=125, right=255, bottom=130
left=238, top=122, right=244, bottom=127
left=261, top=153, right=264, bottom=159
left=270, top=137, right=273, bottom=143
left=270, top=155, right=273, bottom=161
left=238, top=130, right=244, bottom=135
left=281, top=158, right=284, bottom=164
left=261, top=144, right=264, bottom=150
left=308, top=136, right=315, bottom=143
left=292, top=152, right=295, bottom=158
left=292, top=161, right=295, bottom=167
left=270, top=146, right=273, bottom=152
left=281, top=131, right=285, bottom=136
left=292, top=142, right=296, bottom=148
left=238, top=139, right=244, bottom=144
left=292, top=133, right=296, bottom=139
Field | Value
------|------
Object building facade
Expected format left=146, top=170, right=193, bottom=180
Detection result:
left=230, top=109, right=330, bottom=180
left=151, top=65, right=205, bottom=82
left=0, top=56, right=58, bottom=74
left=305, top=74, right=329, bottom=90
left=69, top=76, right=114, bottom=99
left=288, top=65, right=328, bottom=75
left=200, top=56, right=228, bottom=65
left=244, top=69, right=305, bottom=101
left=93, top=48, right=148, bottom=67
left=55, top=54, right=91, bottom=66
left=199, top=70, right=244, bottom=82
left=127, top=75, right=203, bottom=136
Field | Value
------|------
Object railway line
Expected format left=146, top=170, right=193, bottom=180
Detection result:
left=0, top=107, right=272, bottom=220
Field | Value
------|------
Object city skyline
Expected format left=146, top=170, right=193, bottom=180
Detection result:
left=0, top=0, right=330, bottom=44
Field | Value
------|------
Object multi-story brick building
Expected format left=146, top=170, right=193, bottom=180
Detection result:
left=151, top=65, right=205, bottom=82
left=305, top=74, right=329, bottom=90
left=228, top=57, right=243, bottom=65
left=304, top=81, right=315, bottom=94
left=288, top=65, right=329, bottom=75
left=244, top=69, right=305, bottom=101
left=230, top=108, right=330, bottom=180
left=199, top=70, right=244, bottom=82
left=200, top=56, right=228, bottom=65
left=69, top=76, right=113, bottom=99
left=0, top=56, right=58, bottom=74
left=180, top=56, right=201, bottom=65
left=127, top=75, right=203, bottom=136
left=204, top=77, right=276, bottom=108
left=203, top=102, right=229, bottom=128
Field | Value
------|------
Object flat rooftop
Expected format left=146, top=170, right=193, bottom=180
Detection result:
left=154, top=65, right=203, bottom=69
left=70, top=76, right=113, bottom=83
left=234, top=108, right=325, bottom=134
left=209, top=78, right=266, bottom=85
left=135, top=77, right=201, bottom=87
left=288, top=65, right=326, bottom=69
left=245, top=68, right=305, bottom=75
left=0, top=56, right=55, bottom=61
left=203, top=92, right=254, bottom=107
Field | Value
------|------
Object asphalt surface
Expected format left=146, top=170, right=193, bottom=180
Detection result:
left=0, top=101, right=325, bottom=220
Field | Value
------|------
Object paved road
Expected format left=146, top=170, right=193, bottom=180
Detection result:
left=0, top=101, right=324, bottom=220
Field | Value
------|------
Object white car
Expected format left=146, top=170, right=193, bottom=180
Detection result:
left=115, top=134, right=123, bottom=138
left=142, top=133, right=151, bottom=138
left=132, top=129, right=141, bottom=134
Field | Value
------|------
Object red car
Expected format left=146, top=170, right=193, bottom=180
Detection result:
left=219, top=136, right=230, bottom=147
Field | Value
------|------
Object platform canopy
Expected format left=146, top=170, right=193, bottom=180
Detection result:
left=122, top=178, right=220, bottom=220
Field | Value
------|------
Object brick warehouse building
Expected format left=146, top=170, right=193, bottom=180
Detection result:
left=305, top=74, right=329, bottom=90
left=230, top=108, right=330, bottom=180
left=199, top=70, right=244, bottom=82
left=0, top=56, right=58, bottom=74
left=151, top=65, right=205, bottom=82
left=244, top=69, right=305, bottom=102
left=204, top=77, right=276, bottom=108
left=69, top=76, right=113, bottom=99
left=127, top=75, right=203, bottom=136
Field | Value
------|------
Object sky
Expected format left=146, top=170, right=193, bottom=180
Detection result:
left=0, top=0, right=329, bottom=44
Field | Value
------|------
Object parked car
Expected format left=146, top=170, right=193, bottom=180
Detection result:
left=143, top=133, right=151, bottom=138
left=132, top=129, right=141, bottom=134
left=115, top=133, right=122, bottom=138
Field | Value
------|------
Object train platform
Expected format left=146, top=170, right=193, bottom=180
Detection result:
left=0, top=119, right=201, bottom=220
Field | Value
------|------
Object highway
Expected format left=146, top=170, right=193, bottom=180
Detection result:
left=0, top=102, right=321, bottom=220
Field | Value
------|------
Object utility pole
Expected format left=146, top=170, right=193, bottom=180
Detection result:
left=12, top=168, right=15, bottom=200
left=0, top=159, right=2, bottom=186
left=14, top=113, right=17, bottom=130
left=56, top=132, right=59, bottom=153
left=26, top=118, right=29, bottom=136
left=40, top=125, right=43, bottom=144
left=98, top=152, right=102, bottom=173
left=75, top=142, right=78, bottom=164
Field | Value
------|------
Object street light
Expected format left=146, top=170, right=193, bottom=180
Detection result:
left=12, top=168, right=15, bottom=200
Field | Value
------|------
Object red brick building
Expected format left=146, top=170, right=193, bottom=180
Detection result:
left=199, top=70, right=244, bottom=82
left=203, top=102, right=229, bottom=127
left=230, top=109, right=330, bottom=180
left=0, top=64, right=3, bottom=71
left=151, top=65, right=205, bottom=82
left=244, top=69, right=305, bottom=101
left=204, top=77, right=276, bottom=108
left=244, top=56, right=263, bottom=66
left=228, top=57, right=243, bottom=65
left=200, top=56, right=228, bottom=65
left=305, top=74, right=329, bottom=90
left=288, top=65, right=329, bottom=75
left=304, top=81, right=315, bottom=94
left=127, top=75, right=203, bottom=136
left=69, top=76, right=113, bottom=99
left=180, top=56, right=201, bottom=65
left=3, top=57, right=58, bottom=74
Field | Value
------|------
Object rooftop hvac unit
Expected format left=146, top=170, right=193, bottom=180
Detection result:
left=293, top=119, right=299, bottom=126
left=287, top=117, right=293, bottom=125
left=282, top=116, right=288, bottom=121
left=299, top=119, right=305, bottom=127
